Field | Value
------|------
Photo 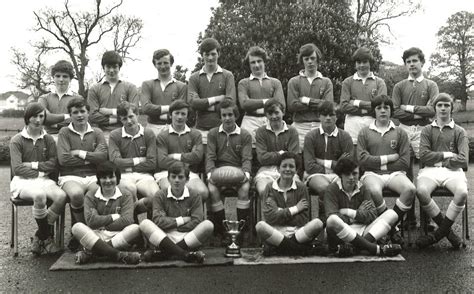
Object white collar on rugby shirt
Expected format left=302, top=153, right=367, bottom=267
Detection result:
left=94, top=187, right=122, bottom=201
left=199, top=65, right=223, bottom=75
left=431, top=119, right=455, bottom=129
left=219, top=124, right=241, bottom=135
left=319, top=125, right=338, bottom=137
left=272, top=178, right=297, bottom=192
left=408, top=75, right=424, bottom=83
left=353, top=72, right=375, bottom=80
left=265, top=121, right=288, bottom=134
left=166, top=186, right=190, bottom=201
left=68, top=122, right=94, bottom=135
left=299, top=70, right=323, bottom=79
left=169, top=124, right=191, bottom=135
left=249, top=73, right=269, bottom=80
left=51, top=87, right=75, bottom=99
left=20, top=127, right=46, bottom=141
left=369, top=120, right=396, bottom=136
left=336, top=178, right=363, bottom=199
left=122, top=124, right=144, bottom=139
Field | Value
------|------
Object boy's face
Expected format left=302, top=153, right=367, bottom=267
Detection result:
left=70, top=105, right=89, bottom=126
left=220, top=107, right=236, bottom=130
left=303, top=51, right=318, bottom=72
left=340, top=167, right=359, bottom=191
left=374, top=103, right=391, bottom=122
left=249, top=55, right=265, bottom=76
left=168, top=170, right=187, bottom=190
left=355, top=60, right=371, bottom=76
left=171, top=108, right=188, bottom=128
left=203, top=48, right=219, bottom=67
left=319, top=112, right=337, bottom=131
left=53, top=71, right=71, bottom=92
left=119, top=109, right=139, bottom=129
left=404, top=54, right=423, bottom=78
left=266, top=106, right=283, bottom=124
left=98, top=173, right=117, bottom=194
left=278, top=158, right=296, bottom=180
left=435, top=101, right=452, bottom=120
left=104, top=64, right=120, bottom=81
left=28, top=110, right=46, bottom=128
left=154, top=55, right=171, bottom=77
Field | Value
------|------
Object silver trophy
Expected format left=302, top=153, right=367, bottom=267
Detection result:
left=223, top=219, right=246, bottom=258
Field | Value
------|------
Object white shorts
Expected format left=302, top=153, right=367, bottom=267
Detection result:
left=94, top=229, right=119, bottom=243
left=360, top=171, right=406, bottom=188
left=349, top=222, right=377, bottom=237
left=417, top=167, right=467, bottom=187
left=398, top=123, right=422, bottom=159
left=121, top=172, right=155, bottom=185
left=292, top=121, right=320, bottom=150
left=273, top=226, right=298, bottom=238
left=154, top=171, right=200, bottom=182
left=10, top=176, right=57, bottom=198
left=147, top=123, right=168, bottom=137
left=241, top=115, right=268, bottom=146
left=305, top=172, right=338, bottom=184
left=197, top=129, right=209, bottom=145
left=344, top=115, right=375, bottom=145
left=255, top=166, right=280, bottom=182
left=58, top=175, right=97, bottom=188
left=166, top=230, right=188, bottom=243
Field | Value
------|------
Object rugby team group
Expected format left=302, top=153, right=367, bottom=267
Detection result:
left=10, top=37, right=468, bottom=265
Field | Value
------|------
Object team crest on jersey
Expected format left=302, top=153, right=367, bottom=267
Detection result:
left=319, top=87, right=325, bottom=96
left=42, top=148, right=48, bottom=158
left=449, top=142, right=455, bottom=152
left=139, top=146, right=147, bottom=156
left=371, top=89, right=377, bottom=96
left=421, top=91, right=427, bottom=99
left=390, top=140, right=397, bottom=149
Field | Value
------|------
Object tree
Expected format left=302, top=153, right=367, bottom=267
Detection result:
left=430, top=11, right=473, bottom=111
left=351, top=0, right=422, bottom=44
left=173, top=65, right=189, bottom=83
left=196, top=0, right=382, bottom=103
left=377, top=61, right=408, bottom=95
left=14, top=0, right=143, bottom=98
left=10, top=45, right=50, bottom=98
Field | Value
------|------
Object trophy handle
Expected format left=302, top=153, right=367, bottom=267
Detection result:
left=222, top=220, right=229, bottom=231
left=238, top=219, right=246, bottom=231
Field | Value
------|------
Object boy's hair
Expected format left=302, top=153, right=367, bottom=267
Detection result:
left=402, top=47, right=425, bottom=64
left=199, top=38, right=221, bottom=55
left=264, top=99, right=285, bottom=115
left=101, top=51, right=123, bottom=68
left=433, top=93, right=454, bottom=114
left=152, top=49, right=174, bottom=66
left=67, top=97, right=90, bottom=114
left=96, top=161, right=121, bottom=186
left=24, top=102, right=46, bottom=125
left=243, top=46, right=268, bottom=66
left=278, top=151, right=301, bottom=171
left=167, top=161, right=190, bottom=180
left=371, top=94, right=394, bottom=118
left=219, top=98, right=240, bottom=118
left=334, top=158, right=358, bottom=178
left=51, top=60, right=75, bottom=79
left=117, top=101, right=139, bottom=117
left=352, top=47, right=374, bottom=66
left=297, top=43, right=322, bottom=64
left=318, top=100, right=336, bottom=116
left=169, top=100, right=190, bottom=115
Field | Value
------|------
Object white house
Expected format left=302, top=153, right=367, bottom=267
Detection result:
left=0, top=91, right=31, bottom=113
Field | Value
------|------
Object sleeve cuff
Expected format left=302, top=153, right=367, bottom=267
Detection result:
left=256, top=108, right=264, bottom=114
left=434, top=162, right=443, bottom=167
left=162, top=105, right=170, bottom=113
left=443, top=152, right=453, bottom=159
left=301, top=97, right=310, bottom=105
left=380, top=155, right=388, bottom=165
left=354, top=100, right=361, bottom=107
left=38, top=171, right=46, bottom=177
left=159, top=113, right=168, bottom=120
left=79, top=151, right=87, bottom=160
left=262, top=99, right=268, bottom=105
left=406, top=105, right=415, bottom=113
left=111, top=214, right=120, bottom=221
left=112, top=109, right=117, bottom=116
left=31, top=161, right=39, bottom=170
left=209, top=97, right=216, bottom=105
left=64, top=114, right=70, bottom=120
left=176, top=217, right=185, bottom=227
left=245, top=172, right=250, bottom=180
left=133, top=157, right=140, bottom=166
left=381, top=164, right=388, bottom=171
left=324, top=160, right=332, bottom=169
left=176, top=154, right=182, bottom=161
left=289, top=206, right=299, bottom=216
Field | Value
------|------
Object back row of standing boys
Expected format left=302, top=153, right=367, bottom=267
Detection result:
left=11, top=37, right=468, bottom=264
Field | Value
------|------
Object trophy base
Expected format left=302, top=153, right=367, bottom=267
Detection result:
left=225, top=248, right=242, bottom=258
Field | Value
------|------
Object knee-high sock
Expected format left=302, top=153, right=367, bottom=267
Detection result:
left=33, top=207, right=50, bottom=240
left=72, top=223, right=119, bottom=258
left=70, top=205, right=85, bottom=225
left=434, top=201, right=464, bottom=240
left=140, top=219, right=188, bottom=259
left=294, top=219, right=323, bottom=243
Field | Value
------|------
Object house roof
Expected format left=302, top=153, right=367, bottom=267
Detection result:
left=0, top=91, right=29, bottom=101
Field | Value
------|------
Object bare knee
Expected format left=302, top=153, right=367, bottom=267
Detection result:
left=326, top=214, right=343, bottom=231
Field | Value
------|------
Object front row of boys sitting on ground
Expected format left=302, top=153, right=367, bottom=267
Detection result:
left=10, top=91, right=467, bottom=263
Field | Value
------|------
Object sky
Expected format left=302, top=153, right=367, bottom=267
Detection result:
left=0, top=0, right=472, bottom=93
